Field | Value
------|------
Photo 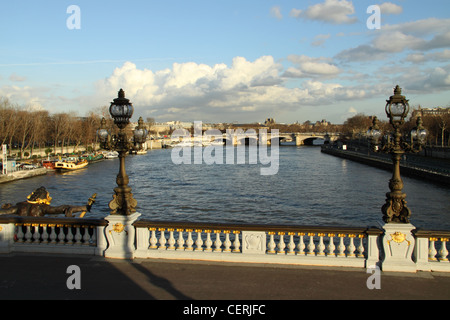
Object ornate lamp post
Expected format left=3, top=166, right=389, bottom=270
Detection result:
left=97, top=89, right=147, bottom=258
left=368, top=85, right=427, bottom=223
left=368, top=85, right=428, bottom=272
left=98, top=89, right=148, bottom=215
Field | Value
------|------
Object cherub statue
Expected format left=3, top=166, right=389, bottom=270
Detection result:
left=0, top=186, right=96, bottom=218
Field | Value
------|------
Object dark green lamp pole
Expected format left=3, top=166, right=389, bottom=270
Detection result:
left=368, top=85, right=427, bottom=223
left=97, top=89, right=147, bottom=215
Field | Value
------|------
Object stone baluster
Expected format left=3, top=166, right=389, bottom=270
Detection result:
left=267, top=232, right=276, bottom=254
left=317, top=233, right=326, bottom=256
left=41, top=224, right=49, bottom=244
left=57, top=225, right=66, bottom=244
left=307, top=233, right=315, bottom=255
left=214, top=230, right=222, bottom=252
left=74, top=226, right=82, bottom=245
left=223, top=231, right=231, bottom=252
left=347, top=234, right=356, bottom=257
left=167, top=228, right=176, bottom=250
left=337, top=234, right=346, bottom=257
left=176, top=229, right=185, bottom=250
left=287, top=232, right=296, bottom=255
left=204, top=230, right=213, bottom=252
left=25, top=224, right=33, bottom=243
left=66, top=225, right=74, bottom=245
left=32, top=224, right=41, bottom=243
left=438, top=238, right=449, bottom=262
left=297, top=232, right=305, bottom=255
left=185, top=229, right=194, bottom=251
left=90, top=227, right=97, bottom=247
left=232, top=231, right=240, bottom=253
left=429, top=237, right=438, bottom=261
left=149, top=228, right=158, bottom=249
left=357, top=235, right=365, bottom=258
left=277, top=232, right=286, bottom=254
left=49, top=224, right=57, bottom=244
left=16, top=224, right=25, bottom=243
left=195, top=229, right=203, bottom=251
left=327, top=233, right=336, bottom=257
left=82, top=226, right=91, bottom=245
left=158, top=228, right=166, bottom=249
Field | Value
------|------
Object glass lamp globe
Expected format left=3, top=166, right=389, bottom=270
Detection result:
left=97, top=118, right=109, bottom=143
left=385, top=86, right=409, bottom=124
left=109, top=89, right=134, bottom=129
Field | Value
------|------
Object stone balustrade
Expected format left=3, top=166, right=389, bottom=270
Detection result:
left=133, top=220, right=383, bottom=268
left=0, top=216, right=107, bottom=256
left=414, top=229, right=450, bottom=272
left=0, top=216, right=449, bottom=272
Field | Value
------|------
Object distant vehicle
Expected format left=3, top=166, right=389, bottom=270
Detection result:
left=19, top=163, right=36, bottom=170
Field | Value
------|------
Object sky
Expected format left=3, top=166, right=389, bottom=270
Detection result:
left=0, top=0, right=450, bottom=124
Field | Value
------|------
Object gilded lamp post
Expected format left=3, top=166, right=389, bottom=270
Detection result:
left=97, top=89, right=148, bottom=215
left=368, top=85, right=427, bottom=223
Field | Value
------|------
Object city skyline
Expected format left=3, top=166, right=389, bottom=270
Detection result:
left=1, top=1, right=450, bottom=124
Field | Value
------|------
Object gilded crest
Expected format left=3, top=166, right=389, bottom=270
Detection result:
left=112, top=223, right=125, bottom=233
left=391, top=232, right=406, bottom=243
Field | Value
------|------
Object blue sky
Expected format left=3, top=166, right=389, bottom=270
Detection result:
left=1, top=0, right=450, bottom=124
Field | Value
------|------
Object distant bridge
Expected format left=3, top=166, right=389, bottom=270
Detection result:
left=206, top=132, right=340, bottom=146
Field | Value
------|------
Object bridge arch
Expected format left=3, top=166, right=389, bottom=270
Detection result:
left=237, top=136, right=258, bottom=145
left=302, top=137, right=325, bottom=146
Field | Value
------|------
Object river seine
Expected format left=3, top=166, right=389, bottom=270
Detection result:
left=1, top=147, right=449, bottom=230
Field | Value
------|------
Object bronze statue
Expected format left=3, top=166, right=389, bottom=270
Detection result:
left=0, top=186, right=96, bottom=218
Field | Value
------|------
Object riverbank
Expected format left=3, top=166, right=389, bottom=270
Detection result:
left=0, top=168, right=47, bottom=184
left=321, top=146, right=450, bottom=186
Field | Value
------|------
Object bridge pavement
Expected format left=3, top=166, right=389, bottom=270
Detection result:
left=0, top=253, right=449, bottom=303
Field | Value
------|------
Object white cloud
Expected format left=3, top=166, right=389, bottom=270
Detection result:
left=311, top=34, right=331, bottom=47
left=336, top=18, right=450, bottom=62
left=373, top=31, right=425, bottom=53
left=291, top=0, right=357, bottom=25
left=9, top=73, right=27, bottom=82
left=270, top=6, right=283, bottom=20
left=347, top=107, right=357, bottom=114
left=379, top=2, right=403, bottom=15
left=0, top=85, right=47, bottom=110
left=284, top=55, right=340, bottom=78
left=402, top=66, right=450, bottom=92
left=91, top=56, right=368, bottom=122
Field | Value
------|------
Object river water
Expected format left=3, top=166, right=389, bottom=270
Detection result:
left=1, top=147, right=449, bottom=230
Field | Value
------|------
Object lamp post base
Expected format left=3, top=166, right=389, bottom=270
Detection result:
left=380, top=222, right=416, bottom=272
left=104, top=212, right=141, bottom=259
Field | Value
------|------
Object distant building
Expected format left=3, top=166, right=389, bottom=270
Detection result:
left=264, top=118, right=275, bottom=126
left=314, top=119, right=330, bottom=127
left=412, top=107, right=450, bottom=118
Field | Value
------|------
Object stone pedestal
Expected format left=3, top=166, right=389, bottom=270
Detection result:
left=104, top=212, right=141, bottom=259
left=380, top=223, right=416, bottom=272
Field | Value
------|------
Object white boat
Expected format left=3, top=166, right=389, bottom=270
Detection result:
left=173, top=141, right=194, bottom=147
left=104, top=151, right=119, bottom=159
left=209, top=140, right=224, bottom=146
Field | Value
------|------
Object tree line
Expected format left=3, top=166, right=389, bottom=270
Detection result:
left=1, top=95, right=448, bottom=160
left=339, top=108, right=450, bottom=147
left=0, top=97, right=107, bottom=158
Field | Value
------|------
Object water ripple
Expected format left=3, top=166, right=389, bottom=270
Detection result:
left=1, top=147, right=449, bottom=230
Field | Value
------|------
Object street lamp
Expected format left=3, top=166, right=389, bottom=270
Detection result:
left=98, top=89, right=148, bottom=215
left=133, top=116, right=148, bottom=149
left=368, top=85, right=427, bottom=223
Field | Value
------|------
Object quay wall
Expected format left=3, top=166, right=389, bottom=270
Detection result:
left=0, top=168, right=47, bottom=184
left=321, top=146, right=450, bottom=186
